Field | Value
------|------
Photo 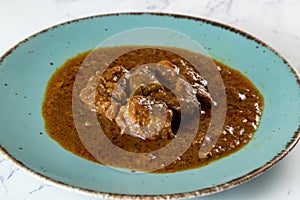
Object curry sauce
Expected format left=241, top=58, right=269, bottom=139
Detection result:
left=42, top=46, right=263, bottom=173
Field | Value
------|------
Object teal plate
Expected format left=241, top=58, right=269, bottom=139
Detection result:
left=0, top=13, right=299, bottom=199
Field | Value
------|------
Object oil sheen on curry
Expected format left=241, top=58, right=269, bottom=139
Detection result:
left=42, top=46, right=264, bottom=173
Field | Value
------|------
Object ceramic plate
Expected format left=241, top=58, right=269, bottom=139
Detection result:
left=0, top=13, right=299, bottom=199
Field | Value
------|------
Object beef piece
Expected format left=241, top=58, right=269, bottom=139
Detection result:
left=168, top=58, right=212, bottom=108
left=79, top=66, right=128, bottom=119
left=102, top=65, right=129, bottom=83
left=79, top=71, right=102, bottom=112
left=115, top=96, right=174, bottom=140
left=128, top=66, right=159, bottom=93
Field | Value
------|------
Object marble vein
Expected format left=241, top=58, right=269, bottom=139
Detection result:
left=226, top=0, right=234, bottom=14
left=205, top=0, right=234, bottom=17
left=145, top=0, right=171, bottom=11
left=0, top=176, right=8, bottom=194
left=28, top=185, right=45, bottom=195
left=6, top=168, right=19, bottom=180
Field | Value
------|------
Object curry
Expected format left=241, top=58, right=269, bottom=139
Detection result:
left=42, top=46, right=263, bottom=173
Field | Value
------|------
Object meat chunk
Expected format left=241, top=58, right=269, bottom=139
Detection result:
left=79, top=66, right=128, bottom=119
left=79, top=71, right=102, bottom=112
left=115, top=96, right=174, bottom=140
left=102, top=65, right=129, bottom=83
left=159, top=59, right=212, bottom=108
left=128, top=66, right=159, bottom=93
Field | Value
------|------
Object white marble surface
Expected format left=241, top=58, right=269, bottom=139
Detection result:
left=0, top=0, right=300, bottom=199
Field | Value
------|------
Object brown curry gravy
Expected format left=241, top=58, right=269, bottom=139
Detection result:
left=42, top=46, right=263, bottom=173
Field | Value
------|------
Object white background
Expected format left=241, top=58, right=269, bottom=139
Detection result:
left=0, top=0, right=300, bottom=199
